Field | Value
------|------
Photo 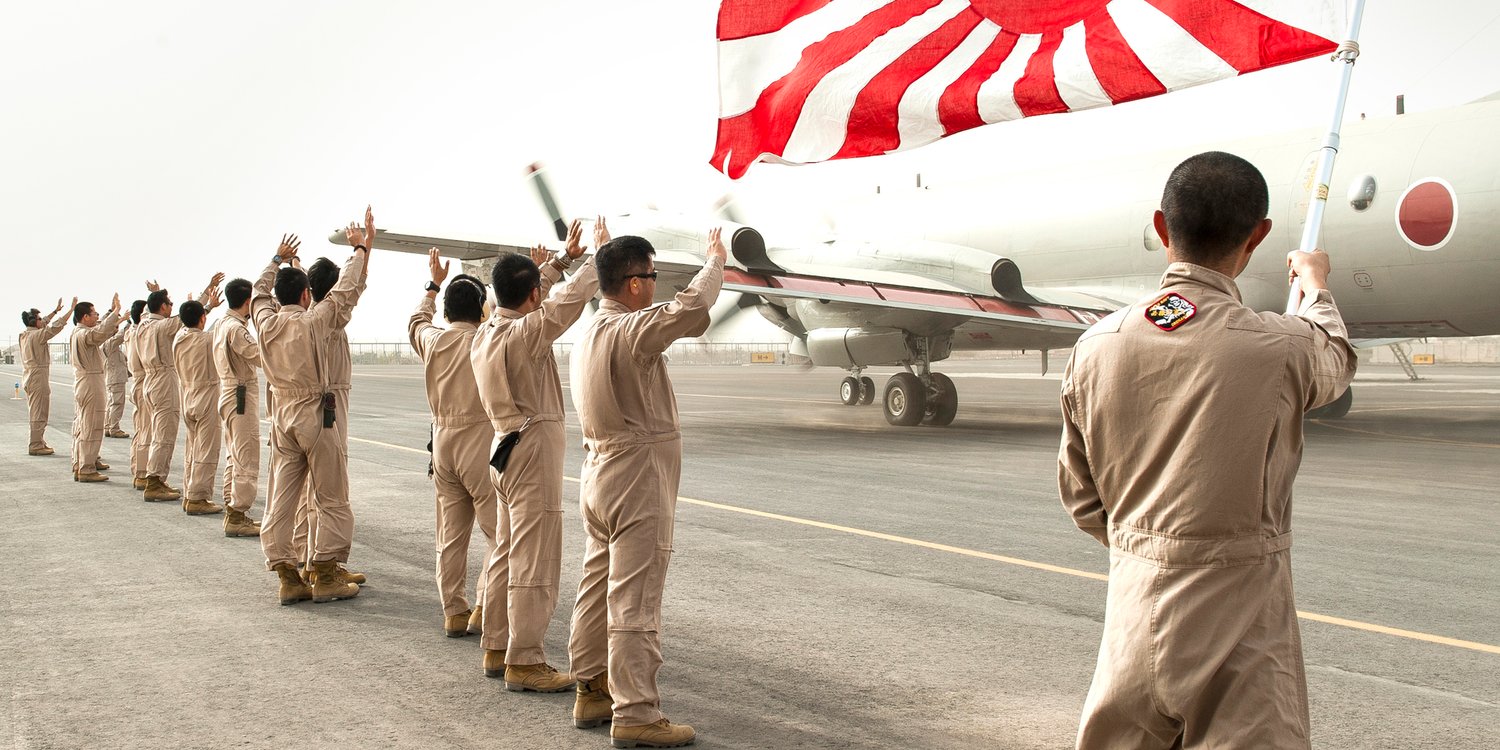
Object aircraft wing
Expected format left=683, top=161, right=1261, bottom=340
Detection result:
left=327, top=228, right=533, bottom=261
left=648, top=252, right=1106, bottom=350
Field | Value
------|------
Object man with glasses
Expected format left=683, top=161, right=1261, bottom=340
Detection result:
left=566, top=227, right=725, bottom=747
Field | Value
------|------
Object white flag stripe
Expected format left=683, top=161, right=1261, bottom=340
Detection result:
left=1107, top=0, right=1237, bottom=91
left=1236, top=0, right=1344, bottom=42
left=718, top=0, right=892, bottom=118
left=894, top=18, right=1002, bottom=152
left=1053, top=21, right=1113, bottom=111
left=976, top=32, right=1043, bottom=125
left=783, top=0, right=972, bottom=164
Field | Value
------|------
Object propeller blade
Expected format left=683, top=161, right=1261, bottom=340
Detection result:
left=526, top=163, right=568, bottom=241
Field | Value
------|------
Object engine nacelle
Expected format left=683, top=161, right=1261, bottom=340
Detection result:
left=806, top=327, right=910, bottom=369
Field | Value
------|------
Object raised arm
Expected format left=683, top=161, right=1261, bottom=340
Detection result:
left=312, top=209, right=373, bottom=331
left=1287, top=249, right=1357, bottom=411
left=251, top=234, right=299, bottom=329
left=631, top=227, right=726, bottom=357
left=408, top=248, right=446, bottom=357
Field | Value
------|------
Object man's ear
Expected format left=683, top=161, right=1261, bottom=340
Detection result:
left=1152, top=210, right=1171, bottom=249
left=1244, top=217, right=1273, bottom=255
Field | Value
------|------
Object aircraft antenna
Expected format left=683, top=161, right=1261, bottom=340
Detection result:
left=1287, top=0, right=1366, bottom=314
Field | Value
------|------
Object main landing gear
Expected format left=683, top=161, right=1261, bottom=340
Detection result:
left=1307, top=387, right=1353, bottom=420
left=835, top=364, right=959, bottom=427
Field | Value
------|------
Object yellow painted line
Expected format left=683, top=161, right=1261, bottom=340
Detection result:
left=1295, top=612, right=1500, bottom=654
left=354, top=437, right=1499, bottom=655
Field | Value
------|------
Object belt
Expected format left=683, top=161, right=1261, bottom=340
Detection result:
left=434, top=413, right=491, bottom=428
left=1109, top=524, right=1292, bottom=568
left=584, top=430, right=680, bottom=454
left=491, top=413, right=562, bottom=433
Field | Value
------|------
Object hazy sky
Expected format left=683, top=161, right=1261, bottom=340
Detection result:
left=3, top=1, right=1498, bottom=342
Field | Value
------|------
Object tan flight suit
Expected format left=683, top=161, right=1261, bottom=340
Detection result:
left=126, top=324, right=153, bottom=481
left=409, top=295, right=500, bottom=619
left=1058, top=262, right=1356, bottom=749
left=69, top=311, right=123, bottom=474
left=568, top=256, right=722, bottom=727
left=292, top=262, right=366, bottom=566
left=471, top=260, right=599, bottom=663
left=173, top=325, right=220, bottom=504
left=213, top=309, right=261, bottom=513
left=138, top=311, right=185, bottom=480
left=20, top=313, right=68, bottom=452
left=102, top=325, right=129, bottom=434
left=253, top=253, right=365, bottom=570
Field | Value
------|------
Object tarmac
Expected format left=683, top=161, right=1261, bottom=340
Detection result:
left=1, top=359, right=1496, bottom=749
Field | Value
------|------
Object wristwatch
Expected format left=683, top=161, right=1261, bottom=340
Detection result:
left=425, top=281, right=441, bottom=293
left=272, top=254, right=283, bottom=265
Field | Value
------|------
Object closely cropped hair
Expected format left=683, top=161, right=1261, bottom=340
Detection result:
left=225, top=278, right=253, bottom=309
left=492, top=254, right=541, bottom=309
left=22, top=308, right=40, bottom=328
left=1160, top=151, right=1270, bottom=265
left=146, top=290, right=171, bottom=315
left=596, top=236, right=656, bottom=295
left=274, top=267, right=309, bottom=306
left=179, top=300, right=206, bottom=328
left=73, top=302, right=94, bottom=324
left=129, top=300, right=147, bottom=325
left=443, top=277, right=485, bottom=324
left=308, top=258, right=339, bottom=303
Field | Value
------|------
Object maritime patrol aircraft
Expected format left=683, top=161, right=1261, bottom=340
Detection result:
left=332, top=97, right=1500, bottom=427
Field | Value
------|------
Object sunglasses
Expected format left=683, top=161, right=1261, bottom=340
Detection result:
left=625, top=272, right=658, bottom=281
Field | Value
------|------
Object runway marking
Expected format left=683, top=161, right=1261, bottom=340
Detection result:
left=678, top=392, right=827, bottom=405
left=350, top=433, right=1500, bottom=655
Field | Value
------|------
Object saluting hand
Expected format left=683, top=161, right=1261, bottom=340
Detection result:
left=428, top=247, right=449, bottom=286
left=593, top=216, right=610, bottom=251
left=706, top=227, right=727, bottom=264
left=564, top=219, right=587, bottom=260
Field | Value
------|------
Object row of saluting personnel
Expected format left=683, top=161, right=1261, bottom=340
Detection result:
left=16, top=152, right=1359, bottom=749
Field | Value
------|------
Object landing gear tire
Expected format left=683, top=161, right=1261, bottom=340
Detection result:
left=839, top=376, right=861, bottom=406
left=883, top=373, right=926, bottom=426
left=858, top=376, right=875, bottom=405
left=924, top=373, right=958, bottom=426
left=1307, top=387, right=1353, bottom=420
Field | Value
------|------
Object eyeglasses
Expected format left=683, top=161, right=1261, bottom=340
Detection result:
left=625, top=272, right=658, bottom=281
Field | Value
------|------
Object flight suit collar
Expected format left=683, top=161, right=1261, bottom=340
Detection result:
left=497, top=307, right=526, bottom=321
left=598, top=299, right=630, bottom=315
left=1161, top=262, right=1243, bottom=303
left=280, top=304, right=307, bottom=313
left=227, top=308, right=249, bottom=324
left=144, top=312, right=165, bottom=321
left=447, top=320, right=478, bottom=331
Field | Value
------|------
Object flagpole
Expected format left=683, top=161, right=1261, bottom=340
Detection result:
left=1287, top=0, right=1368, bottom=315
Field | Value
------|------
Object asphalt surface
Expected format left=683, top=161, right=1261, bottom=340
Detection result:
left=2, top=359, right=1496, bottom=749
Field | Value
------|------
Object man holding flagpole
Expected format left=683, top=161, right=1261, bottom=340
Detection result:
left=1058, top=151, right=1355, bottom=748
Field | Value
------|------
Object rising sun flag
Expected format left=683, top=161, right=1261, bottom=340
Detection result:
left=712, top=0, right=1346, bottom=178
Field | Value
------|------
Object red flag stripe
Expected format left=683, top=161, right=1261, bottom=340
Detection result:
left=835, top=8, right=984, bottom=159
left=1014, top=32, right=1069, bottom=117
left=936, top=29, right=1018, bottom=136
left=1084, top=10, right=1166, bottom=104
left=718, top=0, right=836, bottom=42
left=712, top=0, right=943, bottom=178
left=1146, top=0, right=1336, bottom=73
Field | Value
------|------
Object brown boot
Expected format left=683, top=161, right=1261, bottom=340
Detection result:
left=223, top=509, right=261, bottom=537
left=467, top=605, right=483, bottom=635
left=74, top=471, right=109, bottom=483
left=143, top=476, right=181, bottom=502
left=183, top=497, right=224, bottom=515
left=94, top=460, right=109, bottom=471
left=445, top=610, right=472, bottom=638
left=273, top=563, right=311, bottom=606
left=132, top=476, right=147, bottom=490
left=28, top=445, right=54, bottom=456
left=504, top=662, right=575, bottom=693
left=106, top=429, right=130, bottom=439
left=333, top=563, right=366, bottom=585
left=573, top=674, right=613, bottom=729
left=309, top=560, right=359, bottom=603
left=610, top=718, right=695, bottom=748
left=483, top=649, right=507, bottom=679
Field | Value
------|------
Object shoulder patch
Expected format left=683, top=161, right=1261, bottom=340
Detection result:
left=1144, top=293, right=1197, bottom=331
